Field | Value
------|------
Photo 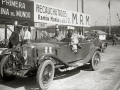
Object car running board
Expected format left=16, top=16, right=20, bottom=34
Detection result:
left=58, top=61, right=83, bottom=72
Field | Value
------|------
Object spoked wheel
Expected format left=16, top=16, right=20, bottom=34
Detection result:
left=0, top=55, right=16, bottom=81
left=36, top=60, right=54, bottom=90
left=90, top=51, right=101, bottom=71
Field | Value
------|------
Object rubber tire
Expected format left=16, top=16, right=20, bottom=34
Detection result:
left=0, top=55, right=16, bottom=81
left=90, top=51, right=101, bottom=71
left=36, top=60, right=54, bottom=90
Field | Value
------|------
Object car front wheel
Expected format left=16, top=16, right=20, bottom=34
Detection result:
left=90, top=51, right=101, bottom=71
left=36, top=60, right=54, bottom=90
left=0, top=55, right=16, bottom=81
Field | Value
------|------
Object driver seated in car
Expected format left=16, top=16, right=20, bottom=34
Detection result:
left=52, top=28, right=65, bottom=41
left=70, top=33, right=85, bottom=54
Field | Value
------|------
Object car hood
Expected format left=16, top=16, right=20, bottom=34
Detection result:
left=22, top=42, right=68, bottom=51
left=33, top=42, right=59, bottom=50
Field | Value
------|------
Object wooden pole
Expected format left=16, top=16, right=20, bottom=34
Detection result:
left=108, top=0, right=111, bottom=36
left=81, top=0, right=84, bottom=35
left=5, top=24, right=7, bottom=46
left=77, top=0, right=78, bottom=12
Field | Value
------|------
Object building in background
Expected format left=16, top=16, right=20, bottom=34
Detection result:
left=92, top=30, right=107, bottom=40
left=85, top=30, right=107, bottom=40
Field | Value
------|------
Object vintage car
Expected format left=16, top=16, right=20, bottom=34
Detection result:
left=92, top=39, right=107, bottom=52
left=0, top=34, right=101, bottom=90
left=85, top=31, right=107, bottom=52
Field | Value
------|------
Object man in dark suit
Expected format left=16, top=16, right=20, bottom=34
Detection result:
left=8, top=25, right=22, bottom=48
left=112, top=33, right=117, bottom=46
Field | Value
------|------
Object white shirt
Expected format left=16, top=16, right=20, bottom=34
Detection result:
left=24, top=30, right=31, bottom=40
left=20, top=29, right=31, bottom=40
left=55, top=34, right=65, bottom=41
left=71, top=33, right=84, bottom=45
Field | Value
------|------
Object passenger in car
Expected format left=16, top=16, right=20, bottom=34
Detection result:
left=70, top=33, right=84, bottom=54
left=66, top=29, right=85, bottom=54
left=61, top=30, right=72, bottom=42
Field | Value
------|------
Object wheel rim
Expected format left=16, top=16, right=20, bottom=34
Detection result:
left=1, top=55, right=13, bottom=77
left=93, top=54, right=100, bottom=69
left=3, top=56, right=13, bottom=76
left=42, top=64, right=53, bottom=86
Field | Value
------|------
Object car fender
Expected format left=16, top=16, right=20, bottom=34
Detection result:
left=1, top=48, right=20, bottom=55
left=82, top=47, right=101, bottom=64
left=37, top=53, right=70, bottom=67
left=0, top=49, right=20, bottom=61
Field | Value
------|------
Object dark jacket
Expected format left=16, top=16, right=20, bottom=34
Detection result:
left=8, top=31, right=20, bottom=48
left=112, top=34, right=117, bottom=41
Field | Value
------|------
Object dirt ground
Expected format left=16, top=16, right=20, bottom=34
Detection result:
left=0, top=45, right=120, bottom=90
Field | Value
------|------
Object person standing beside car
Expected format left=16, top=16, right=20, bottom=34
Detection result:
left=112, top=33, right=117, bottom=46
left=8, top=25, right=22, bottom=48
left=20, top=26, right=31, bottom=44
left=94, top=31, right=99, bottom=39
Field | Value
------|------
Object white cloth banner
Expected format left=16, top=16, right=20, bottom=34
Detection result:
left=34, top=2, right=90, bottom=27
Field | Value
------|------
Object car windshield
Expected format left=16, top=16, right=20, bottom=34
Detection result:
left=31, top=24, right=83, bottom=43
left=32, top=24, right=65, bottom=43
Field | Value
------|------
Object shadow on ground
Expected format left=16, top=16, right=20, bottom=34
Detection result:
left=0, top=64, right=92, bottom=90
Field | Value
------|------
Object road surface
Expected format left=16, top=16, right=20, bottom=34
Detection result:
left=0, top=45, right=120, bottom=90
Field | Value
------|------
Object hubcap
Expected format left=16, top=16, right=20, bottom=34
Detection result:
left=93, top=54, right=100, bottom=68
left=3, top=56, right=13, bottom=76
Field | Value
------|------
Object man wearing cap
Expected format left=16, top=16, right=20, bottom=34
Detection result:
left=52, top=28, right=65, bottom=41
left=8, top=25, right=22, bottom=48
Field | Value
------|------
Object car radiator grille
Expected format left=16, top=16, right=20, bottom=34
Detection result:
left=21, top=47, right=34, bottom=66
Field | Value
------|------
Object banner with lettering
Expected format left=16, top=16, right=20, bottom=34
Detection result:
left=34, top=2, right=90, bottom=27
left=0, top=0, right=34, bottom=21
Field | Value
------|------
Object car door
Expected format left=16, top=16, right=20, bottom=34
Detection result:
left=74, top=42, right=94, bottom=61
left=56, top=42, right=74, bottom=63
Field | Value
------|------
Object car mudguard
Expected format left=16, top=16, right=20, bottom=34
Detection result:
left=0, top=49, right=20, bottom=61
left=1, top=48, right=20, bottom=55
left=81, top=47, right=101, bottom=64
left=37, top=53, right=70, bottom=67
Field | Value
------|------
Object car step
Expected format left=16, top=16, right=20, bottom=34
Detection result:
left=58, top=67, right=77, bottom=72
left=69, top=63, right=84, bottom=67
left=58, top=63, right=83, bottom=72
